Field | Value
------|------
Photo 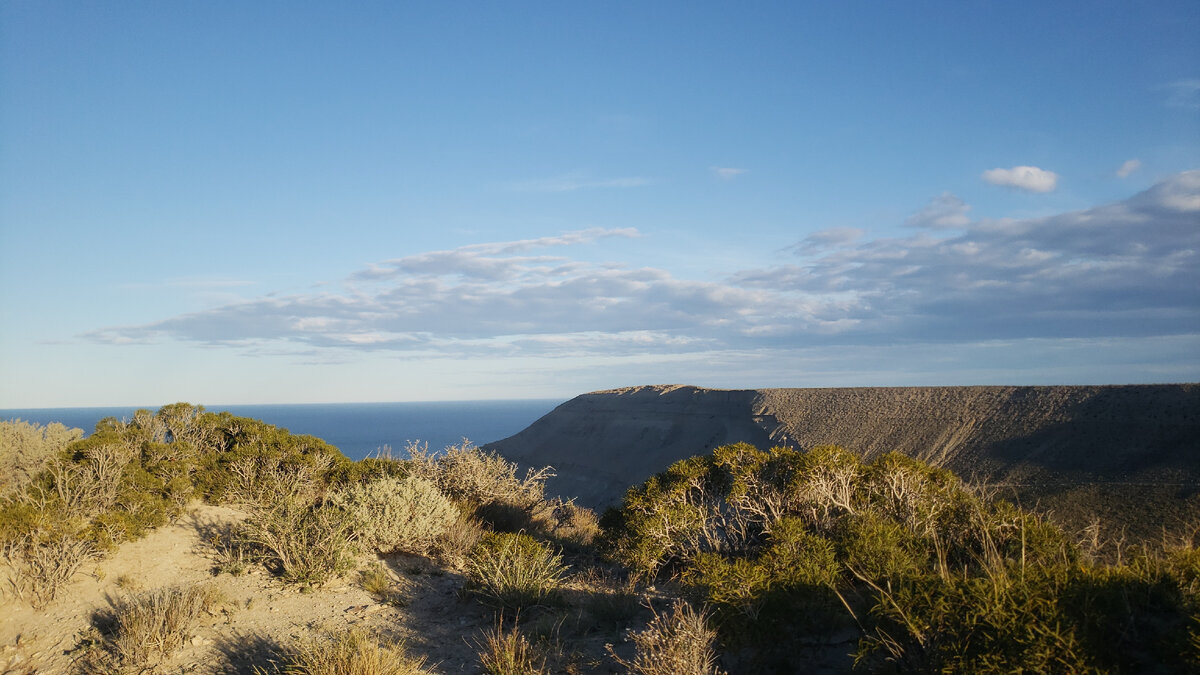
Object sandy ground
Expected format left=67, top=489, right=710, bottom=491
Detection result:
left=0, top=503, right=666, bottom=674
left=0, top=504, right=528, bottom=674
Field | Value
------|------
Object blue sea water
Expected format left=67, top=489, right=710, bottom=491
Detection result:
left=0, top=400, right=564, bottom=461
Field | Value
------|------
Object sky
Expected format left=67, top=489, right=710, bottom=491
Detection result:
left=1, top=1, right=1198, bottom=408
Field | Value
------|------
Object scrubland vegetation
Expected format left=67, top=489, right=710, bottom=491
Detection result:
left=2, top=408, right=1198, bottom=673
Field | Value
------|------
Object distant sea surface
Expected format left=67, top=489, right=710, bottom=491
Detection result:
left=0, top=400, right=564, bottom=461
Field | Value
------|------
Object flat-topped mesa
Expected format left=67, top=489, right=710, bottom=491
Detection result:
left=483, top=384, right=1200, bottom=535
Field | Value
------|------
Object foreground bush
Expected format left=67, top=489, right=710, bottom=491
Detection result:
left=603, top=443, right=1200, bottom=672
left=99, top=583, right=225, bottom=670
left=477, top=619, right=546, bottom=675
left=328, top=475, right=457, bottom=555
left=241, top=500, right=357, bottom=586
left=466, top=532, right=567, bottom=609
left=1, top=533, right=96, bottom=608
left=608, top=600, right=726, bottom=675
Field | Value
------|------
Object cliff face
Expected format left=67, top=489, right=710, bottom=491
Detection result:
left=485, top=384, right=1200, bottom=519
left=484, top=385, right=776, bottom=508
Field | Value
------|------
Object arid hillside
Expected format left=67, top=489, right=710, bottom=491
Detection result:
left=485, top=383, right=1200, bottom=537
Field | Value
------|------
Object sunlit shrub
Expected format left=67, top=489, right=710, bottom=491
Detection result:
left=0, top=419, right=82, bottom=499
left=328, top=475, right=457, bottom=555
left=242, top=500, right=357, bottom=586
left=104, top=583, right=226, bottom=669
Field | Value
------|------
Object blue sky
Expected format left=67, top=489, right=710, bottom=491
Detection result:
left=1, top=1, right=1197, bottom=407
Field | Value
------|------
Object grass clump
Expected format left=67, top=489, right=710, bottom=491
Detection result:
left=466, top=532, right=567, bottom=610
left=328, top=475, right=457, bottom=555
left=477, top=618, right=547, bottom=675
left=359, top=562, right=408, bottom=606
left=608, top=600, right=725, bottom=675
left=272, top=629, right=430, bottom=675
left=101, top=582, right=226, bottom=670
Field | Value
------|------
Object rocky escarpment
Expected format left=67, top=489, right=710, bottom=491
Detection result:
left=485, top=384, right=1200, bottom=535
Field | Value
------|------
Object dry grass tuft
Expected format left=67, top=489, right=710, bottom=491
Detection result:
left=608, top=600, right=726, bottom=675
left=273, top=629, right=431, bottom=674
left=358, top=562, right=408, bottom=606
left=107, top=582, right=226, bottom=669
left=476, top=618, right=547, bottom=675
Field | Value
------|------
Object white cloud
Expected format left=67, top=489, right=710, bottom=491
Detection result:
left=711, top=167, right=748, bottom=180
left=85, top=172, right=1200, bottom=360
left=904, top=192, right=971, bottom=229
left=981, top=165, right=1059, bottom=193
left=792, top=227, right=864, bottom=254
left=1116, top=159, right=1142, bottom=178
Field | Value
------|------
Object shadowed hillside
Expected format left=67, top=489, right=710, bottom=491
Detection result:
left=485, top=383, right=1200, bottom=538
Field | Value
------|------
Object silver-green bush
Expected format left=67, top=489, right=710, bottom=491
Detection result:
left=329, top=475, right=457, bottom=555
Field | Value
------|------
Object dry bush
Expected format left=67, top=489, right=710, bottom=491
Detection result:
left=274, top=629, right=430, bottom=675
left=436, top=514, right=486, bottom=567
left=548, top=499, right=600, bottom=548
left=241, top=501, right=358, bottom=586
left=476, top=618, right=547, bottom=675
left=608, top=600, right=726, bottom=675
left=22, top=442, right=136, bottom=522
left=4, top=534, right=96, bottom=609
left=106, top=583, right=226, bottom=669
left=328, top=475, right=457, bottom=555
left=406, top=440, right=553, bottom=511
left=0, top=419, right=83, bottom=498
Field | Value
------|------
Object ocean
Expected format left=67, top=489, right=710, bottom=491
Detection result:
left=0, top=400, right=564, bottom=461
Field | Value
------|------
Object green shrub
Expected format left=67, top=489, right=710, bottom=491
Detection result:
left=759, top=517, right=840, bottom=587
left=837, top=512, right=924, bottom=582
left=466, top=532, right=567, bottom=610
left=328, top=475, right=457, bottom=555
left=856, top=567, right=1088, bottom=673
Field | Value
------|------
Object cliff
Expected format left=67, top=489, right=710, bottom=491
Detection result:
left=484, top=383, right=1200, bottom=534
